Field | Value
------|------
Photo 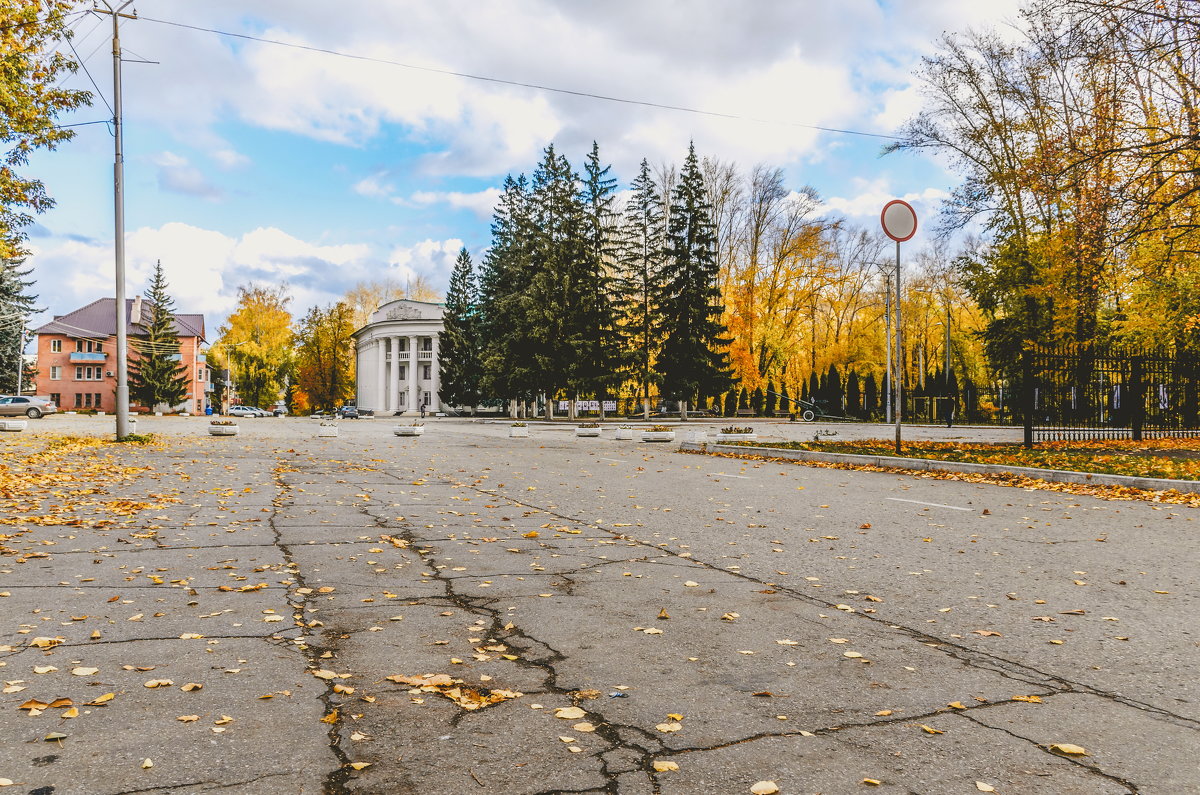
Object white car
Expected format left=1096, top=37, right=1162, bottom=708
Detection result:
left=227, top=405, right=260, bottom=418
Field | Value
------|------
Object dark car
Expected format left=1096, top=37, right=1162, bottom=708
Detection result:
left=338, top=406, right=360, bottom=419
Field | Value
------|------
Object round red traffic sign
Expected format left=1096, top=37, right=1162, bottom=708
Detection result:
left=881, top=199, right=918, bottom=242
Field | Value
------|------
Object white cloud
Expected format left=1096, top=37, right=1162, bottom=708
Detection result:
left=404, top=188, right=501, bottom=219
left=152, top=151, right=223, bottom=200
left=387, top=238, right=464, bottom=286
left=107, top=0, right=1029, bottom=178
left=212, top=148, right=250, bottom=170
left=822, top=182, right=950, bottom=226
left=26, top=223, right=456, bottom=332
left=354, top=173, right=395, bottom=199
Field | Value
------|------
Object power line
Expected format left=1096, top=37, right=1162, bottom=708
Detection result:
left=138, top=15, right=904, bottom=142
left=66, top=25, right=113, bottom=117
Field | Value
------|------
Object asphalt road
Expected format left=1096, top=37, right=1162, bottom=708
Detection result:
left=0, top=417, right=1194, bottom=794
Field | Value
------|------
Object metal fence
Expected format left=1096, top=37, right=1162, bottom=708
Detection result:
left=1024, top=344, right=1200, bottom=442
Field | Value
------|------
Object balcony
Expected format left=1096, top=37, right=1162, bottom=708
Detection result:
left=69, top=352, right=107, bottom=363
left=417, top=350, right=434, bottom=360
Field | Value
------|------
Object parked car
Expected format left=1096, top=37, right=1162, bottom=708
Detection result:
left=227, top=405, right=260, bottom=418
left=0, top=395, right=57, bottom=418
left=272, top=407, right=287, bottom=416
left=337, top=406, right=360, bottom=419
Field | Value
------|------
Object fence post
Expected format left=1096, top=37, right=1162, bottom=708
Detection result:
left=1131, top=355, right=1144, bottom=442
left=1022, top=346, right=1034, bottom=449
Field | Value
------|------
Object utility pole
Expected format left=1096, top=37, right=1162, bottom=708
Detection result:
left=14, top=317, right=24, bottom=396
left=95, top=1, right=137, bottom=438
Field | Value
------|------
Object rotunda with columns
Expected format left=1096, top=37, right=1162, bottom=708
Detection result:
left=353, top=299, right=444, bottom=415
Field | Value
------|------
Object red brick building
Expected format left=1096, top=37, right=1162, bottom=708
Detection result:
left=33, top=297, right=210, bottom=413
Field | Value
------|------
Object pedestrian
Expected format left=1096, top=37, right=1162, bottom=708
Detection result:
left=420, top=403, right=427, bottom=419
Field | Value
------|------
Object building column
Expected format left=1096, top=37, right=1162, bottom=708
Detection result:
left=430, top=334, right=441, bottom=411
left=374, top=338, right=385, bottom=412
left=388, top=336, right=401, bottom=414
left=407, top=335, right=420, bottom=414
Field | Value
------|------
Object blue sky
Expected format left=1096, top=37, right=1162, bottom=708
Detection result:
left=25, top=0, right=1024, bottom=335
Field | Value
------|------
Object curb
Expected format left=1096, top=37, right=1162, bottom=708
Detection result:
left=679, top=441, right=1200, bottom=495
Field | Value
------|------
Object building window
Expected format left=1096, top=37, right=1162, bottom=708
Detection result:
left=84, top=393, right=92, bottom=408
left=421, top=338, right=433, bottom=351
left=95, top=342, right=103, bottom=352
left=50, top=366, right=61, bottom=380
left=94, top=393, right=102, bottom=409
left=75, top=339, right=83, bottom=352
left=398, top=365, right=406, bottom=381
left=422, top=364, right=431, bottom=380
left=49, top=393, right=60, bottom=406
left=74, top=394, right=82, bottom=408
left=51, top=340, right=62, bottom=353
left=75, top=366, right=83, bottom=380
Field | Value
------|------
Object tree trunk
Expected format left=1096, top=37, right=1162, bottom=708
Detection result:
left=680, top=399, right=689, bottom=422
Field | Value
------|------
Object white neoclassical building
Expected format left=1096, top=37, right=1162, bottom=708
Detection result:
left=353, top=299, right=445, bottom=415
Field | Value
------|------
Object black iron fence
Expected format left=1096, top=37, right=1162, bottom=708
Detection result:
left=1022, top=344, right=1200, bottom=443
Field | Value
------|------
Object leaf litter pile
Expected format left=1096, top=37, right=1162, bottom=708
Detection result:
left=0, top=435, right=173, bottom=556
left=709, top=437, right=1200, bottom=505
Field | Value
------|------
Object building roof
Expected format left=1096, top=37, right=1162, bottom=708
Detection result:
left=34, top=297, right=206, bottom=341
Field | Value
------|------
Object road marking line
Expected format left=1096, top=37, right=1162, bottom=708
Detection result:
left=710, top=473, right=751, bottom=479
left=886, top=497, right=972, bottom=512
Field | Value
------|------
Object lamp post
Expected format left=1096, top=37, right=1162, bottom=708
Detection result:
left=881, top=200, right=918, bottom=454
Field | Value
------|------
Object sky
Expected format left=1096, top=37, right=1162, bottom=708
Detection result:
left=25, top=0, right=1026, bottom=339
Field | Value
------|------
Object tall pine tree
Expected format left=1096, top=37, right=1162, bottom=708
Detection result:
left=655, top=143, right=731, bottom=419
left=527, top=144, right=587, bottom=417
left=439, top=247, right=482, bottom=412
left=575, top=142, right=624, bottom=416
left=615, top=159, right=665, bottom=419
left=478, top=174, right=539, bottom=409
left=0, top=255, right=37, bottom=394
left=129, top=261, right=188, bottom=410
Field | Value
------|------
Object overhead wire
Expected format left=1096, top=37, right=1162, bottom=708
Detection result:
left=137, top=15, right=905, bottom=141
left=66, top=22, right=114, bottom=117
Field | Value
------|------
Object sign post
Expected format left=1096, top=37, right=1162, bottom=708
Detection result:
left=881, top=200, right=917, bottom=455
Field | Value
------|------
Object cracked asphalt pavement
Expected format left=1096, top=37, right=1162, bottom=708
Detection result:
left=1, top=417, right=1196, bottom=794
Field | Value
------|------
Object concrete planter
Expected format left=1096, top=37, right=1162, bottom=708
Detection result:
left=715, top=433, right=757, bottom=443
left=509, top=426, right=529, bottom=438
left=317, top=425, right=339, bottom=438
left=208, top=424, right=239, bottom=436
left=394, top=425, right=425, bottom=436
left=641, top=431, right=675, bottom=443
left=574, top=427, right=602, bottom=437
left=614, top=427, right=634, bottom=440
left=0, top=420, right=28, bottom=432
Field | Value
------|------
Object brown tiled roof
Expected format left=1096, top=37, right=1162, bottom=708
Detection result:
left=35, top=298, right=206, bottom=341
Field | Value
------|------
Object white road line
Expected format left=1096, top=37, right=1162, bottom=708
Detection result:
left=710, top=473, right=751, bottom=479
left=599, top=458, right=624, bottom=464
left=886, top=497, right=973, bottom=512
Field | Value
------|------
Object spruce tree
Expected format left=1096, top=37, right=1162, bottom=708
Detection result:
left=576, top=142, right=624, bottom=415
left=751, top=386, right=764, bottom=415
left=526, top=145, right=588, bottom=414
left=129, top=261, right=188, bottom=410
left=765, top=380, right=778, bottom=415
left=864, top=373, right=878, bottom=418
left=615, top=158, right=665, bottom=419
left=846, top=371, right=861, bottom=418
left=654, top=143, right=731, bottom=418
left=0, top=254, right=37, bottom=394
left=478, top=174, right=538, bottom=405
left=439, top=248, right=481, bottom=412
